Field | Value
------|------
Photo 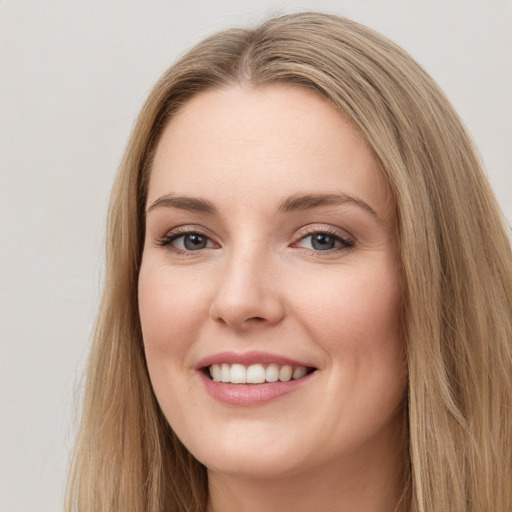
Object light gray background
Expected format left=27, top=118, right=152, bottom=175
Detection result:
left=1, top=1, right=510, bottom=511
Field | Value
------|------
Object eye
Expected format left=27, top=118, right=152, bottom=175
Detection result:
left=175, top=233, right=211, bottom=250
left=156, top=229, right=216, bottom=253
left=294, top=230, right=354, bottom=252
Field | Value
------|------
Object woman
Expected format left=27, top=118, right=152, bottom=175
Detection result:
left=66, top=12, right=512, bottom=512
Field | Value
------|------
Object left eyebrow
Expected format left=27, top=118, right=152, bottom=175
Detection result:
left=277, top=193, right=379, bottom=219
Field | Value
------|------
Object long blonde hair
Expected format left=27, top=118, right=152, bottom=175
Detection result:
left=66, top=12, right=512, bottom=512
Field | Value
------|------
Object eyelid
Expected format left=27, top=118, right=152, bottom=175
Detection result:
left=153, top=223, right=354, bottom=256
left=291, top=225, right=355, bottom=253
left=294, top=224, right=354, bottom=242
left=155, top=225, right=220, bottom=254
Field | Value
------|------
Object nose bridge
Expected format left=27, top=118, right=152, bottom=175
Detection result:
left=209, top=236, right=284, bottom=328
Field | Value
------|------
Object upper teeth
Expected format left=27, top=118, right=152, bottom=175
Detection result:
left=209, top=363, right=309, bottom=384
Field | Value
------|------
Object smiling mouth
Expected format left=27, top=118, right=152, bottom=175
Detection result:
left=204, top=363, right=316, bottom=384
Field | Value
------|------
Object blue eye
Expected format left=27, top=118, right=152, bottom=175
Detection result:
left=296, top=231, right=353, bottom=252
left=309, top=233, right=337, bottom=250
left=180, top=233, right=209, bottom=250
left=157, top=231, right=215, bottom=252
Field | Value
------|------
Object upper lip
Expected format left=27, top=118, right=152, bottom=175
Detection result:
left=195, top=350, right=316, bottom=370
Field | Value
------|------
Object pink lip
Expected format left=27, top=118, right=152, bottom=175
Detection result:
left=198, top=370, right=316, bottom=407
left=195, top=350, right=314, bottom=369
left=195, top=351, right=317, bottom=407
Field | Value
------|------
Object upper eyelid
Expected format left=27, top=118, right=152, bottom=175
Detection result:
left=154, top=224, right=355, bottom=247
left=161, top=225, right=216, bottom=239
left=294, top=224, right=354, bottom=242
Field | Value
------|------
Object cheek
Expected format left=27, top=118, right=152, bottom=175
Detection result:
left=138, top=261, right=209, bottom=358
left=297, top=264, right=401, bottom=336
left=299, top=266, right=406, bottom=433
left=291, top=263, right=405, bottom=379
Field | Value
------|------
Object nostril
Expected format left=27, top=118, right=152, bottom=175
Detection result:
left=241, top=316, right=269, bottom=327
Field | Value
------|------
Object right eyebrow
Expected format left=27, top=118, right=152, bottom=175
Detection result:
left=146, top=194, right=217, bottom=215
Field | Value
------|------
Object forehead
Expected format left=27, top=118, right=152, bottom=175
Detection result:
left=148, top=84, right=392, bottom=218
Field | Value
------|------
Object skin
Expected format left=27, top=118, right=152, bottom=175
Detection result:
left=138, top=84, right=408, bottom=512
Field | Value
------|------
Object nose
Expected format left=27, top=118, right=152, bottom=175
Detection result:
left=209, top=248, right=285, bottom=330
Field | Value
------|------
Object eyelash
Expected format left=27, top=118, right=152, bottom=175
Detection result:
left=293, top=227, right=355, bottom=255
left=155, top=226, right=355, bottom=256
left=155, top=227, right=216, bottom=256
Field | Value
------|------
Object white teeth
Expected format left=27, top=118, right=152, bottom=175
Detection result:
left=230, top=363, right=246, bottom=383
left=292, top=367, right=307, bottom=380
left=221, top=363, right=231, bottom=382
left=265, top=363, right=279, bottom=382
left=278, top=365, right=293, bottom=382
left=207, top=363, right=311, bottom=384
left=210, top=364, right=222, bottom=382
left=246, top=364, right=266, bottom=384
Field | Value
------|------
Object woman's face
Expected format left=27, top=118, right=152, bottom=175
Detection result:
left=139, top=84, right=406, bottom=479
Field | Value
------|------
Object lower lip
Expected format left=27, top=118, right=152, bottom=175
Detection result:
left=199, top=371, right=315, bottom=406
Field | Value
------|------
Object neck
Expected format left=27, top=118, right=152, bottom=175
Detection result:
left=206, top=419, right=409, bottom=512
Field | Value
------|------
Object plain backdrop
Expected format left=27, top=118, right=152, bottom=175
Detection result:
left=0, top=1, right=510, bottom=511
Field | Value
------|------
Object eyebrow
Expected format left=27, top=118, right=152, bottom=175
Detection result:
left=146, top=194, right=217, bottom=215
left=277, top=193, right=378, bottom=218
left=146, top=192, right=378, bottom=219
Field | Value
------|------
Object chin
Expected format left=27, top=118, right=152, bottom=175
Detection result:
left=181, top=425, right=312, bottom=479
left=200, top=449, right=308, bottom=480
